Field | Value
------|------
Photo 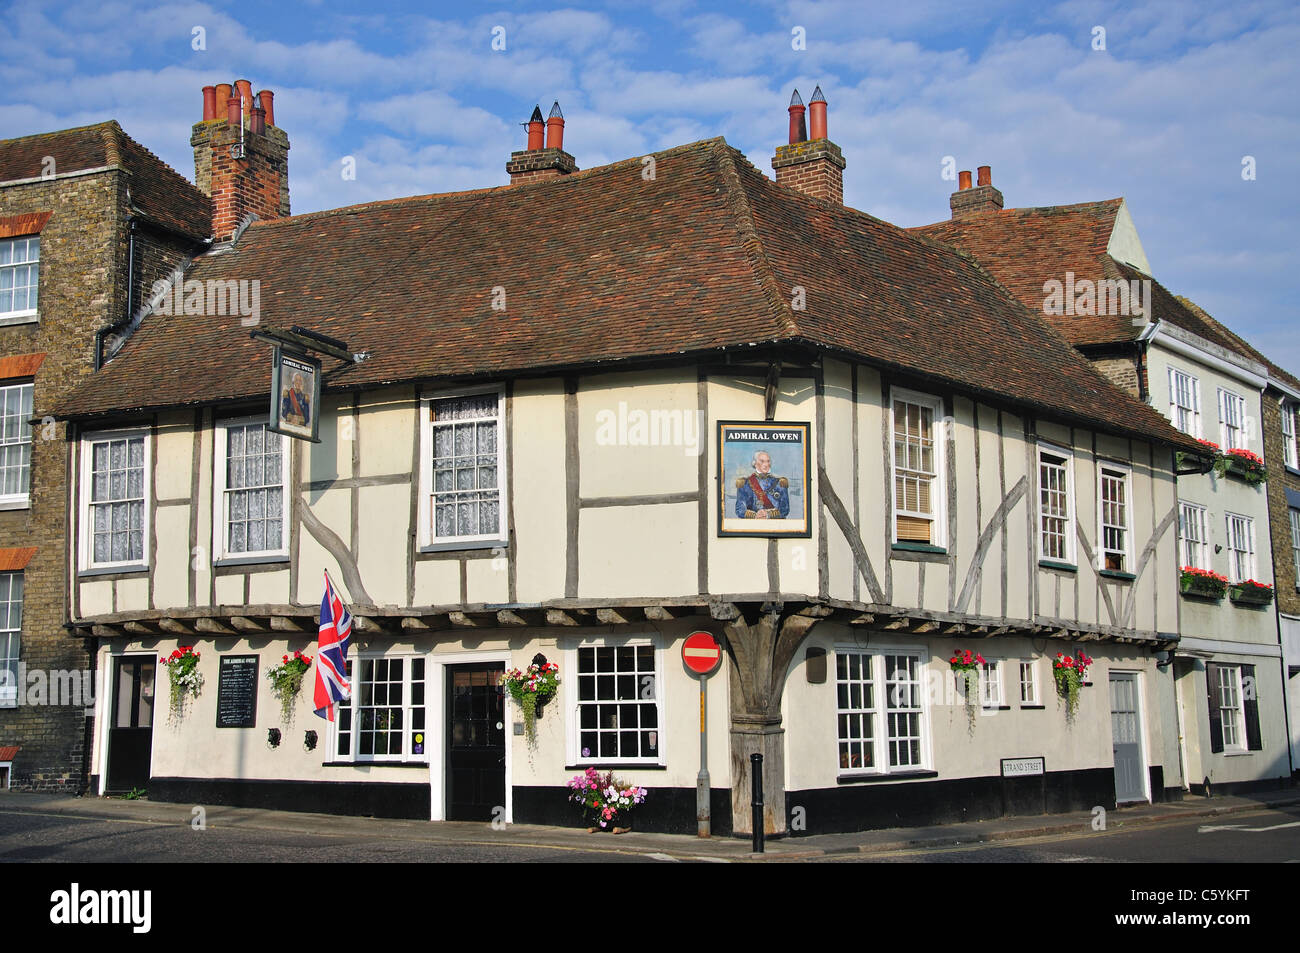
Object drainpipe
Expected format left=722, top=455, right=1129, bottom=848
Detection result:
left=96, top=214, right=137, bottom=371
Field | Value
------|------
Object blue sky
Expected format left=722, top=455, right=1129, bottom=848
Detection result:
left=3, top=0, right=1297, bottom=370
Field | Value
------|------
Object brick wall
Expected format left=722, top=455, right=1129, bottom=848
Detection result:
left=1261, top=391, right=1300, bottom=615
left=772, top=139, right=845, bottom=205
left=1088, top=356, right=1142, bottom=398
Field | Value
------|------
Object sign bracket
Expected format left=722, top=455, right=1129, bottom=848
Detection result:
left=250, top=325, right=370, bottom=364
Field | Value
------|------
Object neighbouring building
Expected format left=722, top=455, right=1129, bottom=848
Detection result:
left=916, top=176, right=1296, bottom=796
left=49, top=87, right=1214, bottom=836
left=0, top=120, right=211, bottom=790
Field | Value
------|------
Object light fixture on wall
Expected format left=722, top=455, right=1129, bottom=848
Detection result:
left=304, top=730, right=318, bottom=751
left=267, top=728, right=281, bottom=748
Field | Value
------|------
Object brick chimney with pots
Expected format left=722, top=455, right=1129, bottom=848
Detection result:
left=949, top=164, right=1003, bottom=218
left=192, top=81, right=291, bottom=240
left=772, top=86, right=845, bottom=204
left=506, top=102, right=578, bottom=184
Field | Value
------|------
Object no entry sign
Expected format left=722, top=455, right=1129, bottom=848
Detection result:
left=682, top=631, right=722, bottom=676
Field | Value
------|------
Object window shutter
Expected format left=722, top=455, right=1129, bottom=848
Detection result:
left=1242, top=664, right=1262, bottom=751
left=1206, top=663, right=1224, bottom=754
left=896, top=515, right=931, bottom=543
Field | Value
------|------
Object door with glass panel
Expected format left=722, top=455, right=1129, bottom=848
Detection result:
left=1109, top=672, right=1146, bottom=804
left=107, top=656, right=155, bottom=793
left=445, top=663, right=505, bottom=821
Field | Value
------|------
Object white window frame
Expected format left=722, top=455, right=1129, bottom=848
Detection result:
left=1217, top=664, right=1245, bottom=752
left=1097, top=461, right=1132, bottom=574
left=1018, top=660, right=1039, bottom=707
left=1224, top=512, right=1256, bottom=585
left=1037, top=442, right=1075, bottom=565
left=835, top=647, right=930, bottom=777
left=1168, top=366, right=1201, bottom=438
left=0, top=235, right=40, bottom=323
left=1179, top=501, right=1210, bottom=571
left=566, top=634, right=666, bottom=767
left=333, top=653, right=427, bottom=764
left=78, top=427, right=151, bottom=571
left=889, top=388, right=946, bottom=549
left=1290, top=508, right=1300, bottom=589
left=1218, top=387, right=1247, bottom=451
left=1283, top=401, right=1298, bottom=470
left=212, top=416, right=289, bottom=562
left=0, top=381, right=34, bottom=509
left=0, top=571, right=21, bottom=708
left=980, top=659, right=1004, bottom=708
left=418, top=385, right=508, bottom=550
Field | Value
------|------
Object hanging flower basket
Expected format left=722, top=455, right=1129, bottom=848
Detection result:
left=1229, top=579, right=1274, bottom=606
left=500, top=658, right=559, bottom=750
left=160, top=645, right=203, bottom=720
left=266, top=650, right=313, bottom=723
left=1052, top=651, right=1093, bottom=720
left=1179, top=566, right=1228, bottom=600
left=1215, top=448, right=1267, bottom=485
left=566, top=767, right=648, bottom=832
left=1176, top=439, right=1221, bottom=471
left=948, top=649, right=984, bottom=729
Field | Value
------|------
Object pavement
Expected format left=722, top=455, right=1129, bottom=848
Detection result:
left=2, top=787, right=1298, bottom=861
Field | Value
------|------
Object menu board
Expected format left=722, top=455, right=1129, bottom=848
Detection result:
left=216, top=654, right=258, bottom=728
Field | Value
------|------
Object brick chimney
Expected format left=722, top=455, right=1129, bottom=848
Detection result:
left=192, top=81, right=290, bottom=241
left=950, top=164, right=1003, bottom=218
left=506, top=102, right=577, bottom=184
left=772, top=86, right=845, bottom=204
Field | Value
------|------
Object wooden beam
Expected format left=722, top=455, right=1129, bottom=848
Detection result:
left=848, top=613, right=875, bottom=625
left=941, top=623, right=966, bottom=635
left=709, top=601, right=741, bottom=622
left=91, top=624, right=123, bottom=639
left=644, top=606, right=676, bottom=622
left=596, top=608, right=633, bottom=625
left=496, top=610, right=530, bottom=627
left=158, top=618, right=194, bottom=635
left=230, top=616, right=264, bottom=633
left=194, top=617, right=234, bottom=635
left=270, top=615, right=307, bottom=633
left=123, top=620, right=157, bottom=636
left=546, top=609, right=579, bottom=627
left=884, top=618, right=910, bottom=631
left=912, top=621, right=939, bottom=634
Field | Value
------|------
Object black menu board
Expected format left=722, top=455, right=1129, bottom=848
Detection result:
left=216, top=654, right=258, bottom=728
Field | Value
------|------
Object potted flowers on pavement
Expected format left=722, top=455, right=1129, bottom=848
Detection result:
left=500, top=655, right=560, bottom=750
left=160, top=645, right=203, bottom=721
left=1229, top=578, right=1274, bottom=607
left=1179, top=566, right=1228, bottom=600
left=266, top=650, right=314, bottom=723
left=1053, top=651, right=1094, bottom=720
left=567, top=767, right=648, bottom=833
left=1215, top=447, right=1268, bottom=485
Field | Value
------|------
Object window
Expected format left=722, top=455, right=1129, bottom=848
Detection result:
left=1225, top=513, right=1255, bottom=584
left=420, top=388, right=506, bottom=547
left=0, top=383, right=33, bottom=506
left=980, top=660, right=1003, bottom=708
left=836, top=650, right=929, bottom=775
left=1098, top=464, right=1131, bottom=573
left=336, top=656, right=426, bottom=762
left=574, top=642, right=661, bottom=763
left=0, top=236, right=39, bottom=320
left=1168, top=367, right=1201, bottom=437
left=1218, top=388, right=1247, bottom=451
left=1038, top=444, right=1074, bottom=563
left=1290, top=508, right=1300, bottom=589
left=214, top=418, right=287, bottom=560
left=80, top=430, right=149, bottom=569
left=1019, top=661, right=1039, bottom=706
left=1283, top=401, right=1298, bottom=470
left=1216, top=665, right=1243, bottom=750
left=0, top=572, right=20, bottom=708
left=891, top=390, right=945, bottom=547
left=1179, top=502, right=1210, bottom=570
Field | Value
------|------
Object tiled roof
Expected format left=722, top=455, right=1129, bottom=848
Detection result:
left=1174, top=294, right=1300, bottom=394
left=56, top=138, right=1199, bottom=451
left=0, top=121, right=210, bottom=239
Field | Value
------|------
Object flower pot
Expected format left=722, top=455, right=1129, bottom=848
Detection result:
left=1229, top=584, right=1273, bottom=606
left=1179, top=575, right=1225, bottom=600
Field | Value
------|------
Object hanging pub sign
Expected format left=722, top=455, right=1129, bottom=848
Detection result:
left=269, top=346, right=321, bottom=443
left=717, top=420, right=811, bottom=537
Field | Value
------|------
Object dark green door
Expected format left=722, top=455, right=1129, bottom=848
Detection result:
left=107, top=657, right=155, bottom=793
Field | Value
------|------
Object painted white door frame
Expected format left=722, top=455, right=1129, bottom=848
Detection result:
left=427, top=649, right=512, bottom=823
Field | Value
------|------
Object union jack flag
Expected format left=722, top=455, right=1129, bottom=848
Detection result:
left=312, top=571, right=353, bottom=721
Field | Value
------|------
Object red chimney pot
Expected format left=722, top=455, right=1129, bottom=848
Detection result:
left=226, top=94, right=242, bottom=126
left=234, top=79, right=253, bottom=117
left=787, top=89, right=806, bottom=144
left=545, top=101, right=565, bottom=151
left=977, top=165, right=991, bottom=187
left=215, top=83, right=233, bottom=114
left=257, top=89, right=275, bottom=127
left=250, top=106, right=266, bottom=136
left=526, top=105, right=545, bottom=150
left=808, top=85, right=827, bottom=140
left=958, top=170, right=972, bottom=190
left=201, top=86, right=217, bottom=121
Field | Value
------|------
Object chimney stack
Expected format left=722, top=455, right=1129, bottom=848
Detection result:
left=772, top=85, right=845, bottom=204
left=950, top=164, right=1003, bottom=218
left=506, top=101, right=577, bottom=185
left=192, top=81, right=291, bottom=241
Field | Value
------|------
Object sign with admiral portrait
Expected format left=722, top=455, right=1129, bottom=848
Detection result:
left=718, top=421, right=811, bottom=537
left=269, top=347, right=321, bottom=443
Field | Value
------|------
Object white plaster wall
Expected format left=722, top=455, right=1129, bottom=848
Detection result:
left=510, top=378, right=566, bottom=604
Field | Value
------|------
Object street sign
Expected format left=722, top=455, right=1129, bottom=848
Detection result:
left=682, top=631, right=722, bottom=676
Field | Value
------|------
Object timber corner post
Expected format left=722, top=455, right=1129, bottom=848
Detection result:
left=718, top=600, right=830, bottom=836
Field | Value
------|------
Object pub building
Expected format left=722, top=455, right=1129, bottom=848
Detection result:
left=55, top=84, right=1213, bottom=835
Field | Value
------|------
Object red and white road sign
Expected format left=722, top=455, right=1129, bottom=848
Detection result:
left=682, top=631, right=722, bottom=676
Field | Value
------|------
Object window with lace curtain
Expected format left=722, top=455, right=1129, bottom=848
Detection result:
left=419, top=388, right=506, bottom=547
left=80, top=430, right=150, bottom=569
